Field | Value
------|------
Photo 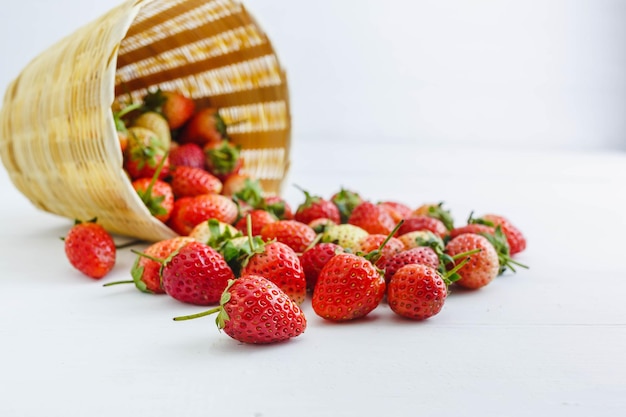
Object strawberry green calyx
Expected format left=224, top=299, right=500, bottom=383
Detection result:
left=205, top=141, right=241, bottom=175
left=480, top=226, right=528, bottom=275
left=332, top=188, right=362, bottom=223
left=214, top=112, right=229, bottom=139
left=205, top=219, right=242, bottom=249
left=142, top=88, right=168, bottom=114
left=218, top=215, right=264, bottom=276
left=233, top=178, right=265, bottom=209
left=294, top=184, right=321, bottom=211
left=442, top=256, right=472, bottom=286
left=426, top=202, right=455, bottom=231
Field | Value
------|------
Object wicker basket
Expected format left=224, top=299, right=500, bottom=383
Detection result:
left=0, top=0, right=291, bottom=242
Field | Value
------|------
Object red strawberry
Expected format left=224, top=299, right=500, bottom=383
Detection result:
left=378, top=201, right=413, bottom=223
left=330, top=188, right=363, bottom=223
left=445, top=233, right=499, bottom=289
left=295, top=186, right=341, bottom=225
left=167, top=194, right=238, bottom=236
left=105, top=236, right=194, bottom=293
left=387, top=264, right=447, bottom=320
left=241, top=241, right=307, bottom=304
left=204, top=140, right=243, bottom=181
left=179, top=107, right=227, bottom=146
left=260, top=220, right=316, bottom=254
left=387, top=254, right=471, bottom=320
left=143, top=89, right=195, bottom=130
left=170, top=166, right=223, bottom=198
left=300, top=242, right=343, bottom=291
left=355, top=234, right=404, bottom=268
left=235, top=209, right=276, bottom=236
left=312, top=252, right=386, bottom=321
left=160, top=241, right=234, bottom=305
left=398, top=215, right=448, bottom=238
left=173, top=275, right=307, bottom=344
left=169, top=142, right=206, bottom=169
left=381, top=246, right=440, bottom=283
left=64, top=219, right=116, bottom=279
left=477, top=214, right=527, bottom=255
left=348, top=201, right=396, bottom=235
left=132, top=177, right=174, bottom=223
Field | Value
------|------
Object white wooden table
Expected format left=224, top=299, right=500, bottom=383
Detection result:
left=1, top=138, right=625, bottom=416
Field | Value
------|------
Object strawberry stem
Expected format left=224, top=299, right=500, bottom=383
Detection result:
left=451, top=248, right=481, bottom=260
left=365, top=219, right=404, bottom=264
left=131, top=248, right=164, bottom=264
left=173, top=307, right=222, bottom=321
left=102, top=280, right=134, bottom=287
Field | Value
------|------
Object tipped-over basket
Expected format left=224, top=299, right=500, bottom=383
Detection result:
left=0, top=0, right=291, bottom=242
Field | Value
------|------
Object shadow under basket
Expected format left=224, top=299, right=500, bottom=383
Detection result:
left=0, top=0, right=291, bottom=242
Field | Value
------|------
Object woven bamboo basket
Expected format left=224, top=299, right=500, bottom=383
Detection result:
left=0, top=0, right=291, bottom=242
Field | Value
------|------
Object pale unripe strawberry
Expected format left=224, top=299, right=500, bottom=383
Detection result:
left=321, top=224, right=369, bottom=252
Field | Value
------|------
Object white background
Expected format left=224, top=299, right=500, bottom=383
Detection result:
left=1, top=0, right=625, bottom=151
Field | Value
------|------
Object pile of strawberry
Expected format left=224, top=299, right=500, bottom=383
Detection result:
left=113, top=88, right=252, bottom=233
left=63, top=181, right=528, bottom=345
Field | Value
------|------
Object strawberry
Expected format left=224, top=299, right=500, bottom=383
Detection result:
left=312, top=221, right=403, bottom=321
left=413, top=202, right=455, bottom=231
left=63, top=219, right=116, bottom=279
left=143, top=88, right=195, bottom=130
left=398, top=215, right=448, bottom=238
left=167, top=194, right=238, bottom=236
left=169, top=166, right=223, bottom=198
left=474, top=214, right=527, bottom=255
left=312, top=252, right=386, bottom=321
left=387, top=254, right=470, bottom=320
left=380, top=246, right=440, bottom=283
left=235, top=209, right=276, bottom=236
left=294, top=186, right=341, bottom=225
left=445, top=233, right=499, bottom=289
left=348, top=201, right=397, bottom=235
left=300, top=242, right=343, bottom=291
left=159, top=241, right=234, bottom=305
left=378, top=201, right=413, bottom=223
left=241, top=241, right=307, bottom=304
left=105, top=236, right=194, bottom=294
left=204, top=140, right=243, bottom=181
left=355, top=234, right=404, bottom=268
left=169, top=142, right=206, bottom=169
left=330, top=188, right=363, bottom=223
left=123, top=128, right=170, bottom=181
left=179, top=107, right=227, bottom=146
left=173, top=275, right=307, bottom=344
left=320, top=223, right=369, bottom=252
left=132, top=177, right=174, bottom=222
left=260, top=220, right=316, bottom=254
left=188, top=218, right=242, bottom=248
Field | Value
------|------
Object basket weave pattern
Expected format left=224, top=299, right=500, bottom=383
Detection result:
left=0, top=0, right=291, bottom=242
